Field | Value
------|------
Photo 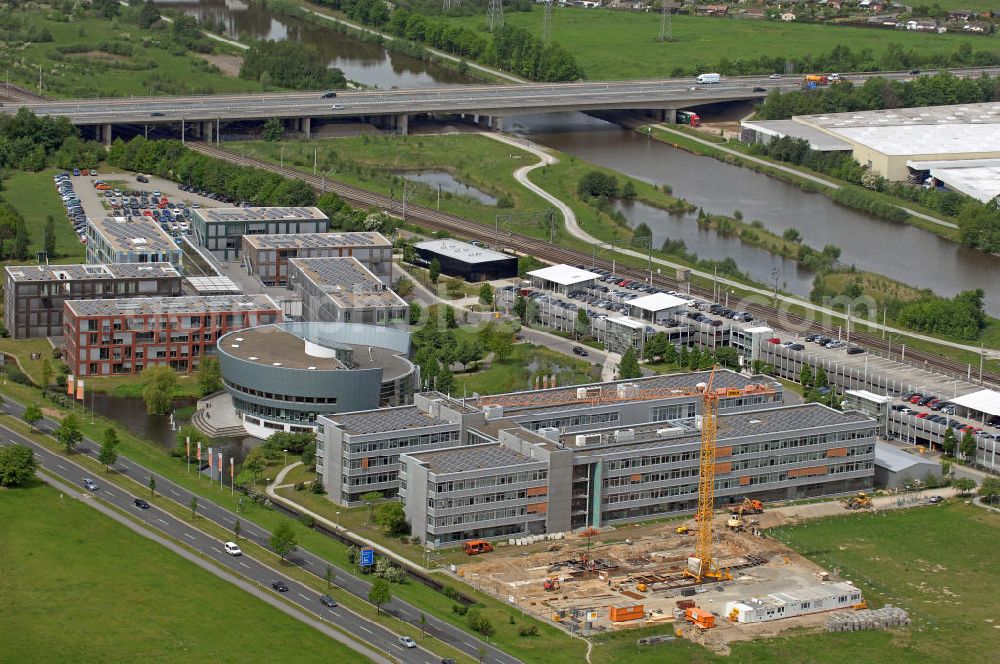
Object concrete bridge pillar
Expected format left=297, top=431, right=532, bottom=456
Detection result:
left=662, top=108, right=677, bottom=124
left=395, top=114, right=408, bottom=136
left=302, top=117, right=311, bottom=137
left=473, top=113, right=480, bottom=126
left=202, top=121, right=213, bottom=143
left=102, top=123, right=112, bottom=147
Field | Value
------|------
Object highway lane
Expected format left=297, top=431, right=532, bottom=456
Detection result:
left=10, top=67, right=1000, bottom=124
left=0, top=397, right=520, bottom=664
left=0, top=420, right=439, bottom=664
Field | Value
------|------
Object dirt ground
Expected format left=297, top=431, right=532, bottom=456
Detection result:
left=197, top=53, right=243, bottom=77
left=455, top=488, right=950, bottom=649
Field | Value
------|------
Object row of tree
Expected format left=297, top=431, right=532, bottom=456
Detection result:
left=107, top=137, right=317, bottom=207
left=240, top=40, right=347, bottom=90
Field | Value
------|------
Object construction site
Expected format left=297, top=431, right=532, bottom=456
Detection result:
left=451, top=369, right=897, bottom=652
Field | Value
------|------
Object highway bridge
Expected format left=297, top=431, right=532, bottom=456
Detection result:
left=6, top=67, right=1000, bottom=142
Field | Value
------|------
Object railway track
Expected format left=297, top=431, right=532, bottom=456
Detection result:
left=0, top=82, right=48, bottom=104
left=188, top=141, right=1000, bottom=388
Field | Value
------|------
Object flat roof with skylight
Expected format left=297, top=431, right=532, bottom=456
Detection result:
left=89, top=218, right=180, bottom=253
left=65, top=294, right=279, bottom=317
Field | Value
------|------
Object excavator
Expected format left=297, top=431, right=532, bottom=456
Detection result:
left=844, top=492, right=873, bottom=510
left=729, top=498, right=764, bottom=516
left=543, top=577, right=561, bottom=592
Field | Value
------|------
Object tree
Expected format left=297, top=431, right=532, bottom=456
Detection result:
left=236, top=447, right=268, bottom=486
left=270, top=519, right=298, bottom=562
left=799, top=365, right=814, bottom=388
left=444, top=306, right=457, bottom=329
left=429, top=258, right=441, bottom=284
left=490, top=332, right=514, bottom=362
left=621, top=180, right=636, bottom=200
left=941, top=427, right=957, bottom=457
left=436, top=366, right=455, bottom=394
left=952, top=477, right=977, bottom=495
left=815, top=366, right=828, bottom=388
left=325, top=565, right=335, bottom=590
left=782, top=227, right=802, bottom=243
left=149, top=475, right=156, bottom=498
left=574, top=308, right=590, bottom=340
left=577, top=170, right=618, bottom=198
left=368, top=578, right=391, bottom=615
left=234, top=518, right=242, bottom=540
left=24, top=404, right=42, bottom=432
left=43, top=215, right=56, bottom=258
left=618, top=346, right=641, bottom=379
left=98, top=427, right=119, bottom=471
left=141, top=365, right=177, bottom=415
left=375, top=501, right=409, bottom=536
left=478, top=282, right=494, bottom=306
left=466, top=607, right=496, bottom=637
left=40, top=358, right=52, bottom=388
left=978, top=477, right=1000, bottom=501
left=457, top=340, right=484, bottom=371
left=198, top=356, right=223, bottom=395
left=408, top=301, right=422, bottom=325
left=961, top=431, right=977, bottom=460
left=714, top=346, right=740, bottom=369
left=513, top=295, right=527, bottom=323
left=55, top=414, right=82, bottom=453
left=189, top=496, right=198, bottom=520
left=0, top=444, right=37, bottom=486
left=362, top=490, right=384, bottom=524
left=262, top=117, right=283, bottom=142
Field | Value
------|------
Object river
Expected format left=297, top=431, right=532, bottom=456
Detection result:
left=160, top=1, right=1000, bottom=315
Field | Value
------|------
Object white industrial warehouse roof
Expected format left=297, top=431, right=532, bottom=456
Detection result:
left=740, top=119, right=852, bottom=151
left=951, top=389, right=1000, bottom=417
left=527, top=264, right=600, bottom=286
left=825, top=123, right=1000, bottom=157
left=628, top=292, right=688, bottom=313
left=907, top=158, right=1000, bottom=203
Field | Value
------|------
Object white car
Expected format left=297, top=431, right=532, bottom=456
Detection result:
left=224, top=541, right=242, bottom=556
left=398, top=636, right=416, bottom=649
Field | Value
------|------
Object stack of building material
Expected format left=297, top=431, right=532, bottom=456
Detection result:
left=826, top=606, right=910, bottom=632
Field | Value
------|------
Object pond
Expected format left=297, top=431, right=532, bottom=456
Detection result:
left=399, top=171, right=498, bottom=206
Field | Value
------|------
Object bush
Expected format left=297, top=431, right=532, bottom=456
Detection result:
left=5, top=368, right=32, bottom=386
left=452, top=603, right=469, bottom=616
left=466, top=607, right=495, bottom=637
left=299, top=514, right=315, bottom=528
left=442, top=585, right=461, bottom=601
left=577, top=170, right=619, bottom=199
left=518, top=625, right=539, bottom=637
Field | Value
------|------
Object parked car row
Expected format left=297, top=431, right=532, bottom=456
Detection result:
left=770, top=335, right=866, bottom=355
left=177, top=182, right=241, bottom=205
left=55, top=172, right=87, bottom=243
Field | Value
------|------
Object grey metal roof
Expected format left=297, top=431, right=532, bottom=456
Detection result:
left=65, top=294, right=279, bottom=317
left=243, top=232, right=390, bottom=250
left=4, top=263, right=180, bottom=282
left=415, top=239, right=513, bottom=264
left=289, top=257, right=406, bottom=309
left=874, top=442, right=940, bottom=473
left=414, top=444, right=537, bottom=474
left=741, top=119, right=853, bottom=151
left=89, top=218, right=180, bottom=253
left=331, top=405, right=450, bottom=435
left=193, top=207, right=328, bottom=223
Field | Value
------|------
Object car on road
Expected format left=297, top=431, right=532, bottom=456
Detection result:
left=332, top=104, right=345, bottom=110
left=752, top=86, right=766, bottom=92
left=319, top=594, right=338, bottom=608
left=928, top=495, right=943, bottom=504
left=150, top=112, right=165, bottom=117
left=137, top=174, right=149, bottom=183
left=224, top=541, right=243, bottom=556
left=271, top=580, right=289, bottom=592
left=399, top=636, right=417, bottom=649
left=769, top=73, right=782, bottom=79
left=81, top=478, right=98, bottom=491
left=133, top=498, right=150, bottom=509
left=909, top=69, right=921, bottom=75
left=572, top=346, right=589, bottom=357
left=321, top=91, right=337, bottom=98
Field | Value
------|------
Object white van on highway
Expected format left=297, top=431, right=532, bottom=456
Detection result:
left=696, top=73, right=721, bottom=84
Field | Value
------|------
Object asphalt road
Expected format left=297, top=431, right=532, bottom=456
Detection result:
left=0, top=397, right=520, bottom=664
left=11, top=67, right=1000, bottom=124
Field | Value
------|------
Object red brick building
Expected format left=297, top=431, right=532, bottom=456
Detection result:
left=63, top=295, right=282, bottom=376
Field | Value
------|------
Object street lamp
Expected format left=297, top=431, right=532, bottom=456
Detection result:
left=283, top=448, right=289, bottom=468
left=336, top=510, right=341, bottom=531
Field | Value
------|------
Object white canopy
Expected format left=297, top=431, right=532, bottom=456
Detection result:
left=951, top=389, right=1000, bottom=417
left=628, top=292, right=688, bottom=313
left=527, top=264, right=600, bottom=286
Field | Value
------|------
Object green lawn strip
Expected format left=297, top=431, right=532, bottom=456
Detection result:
left=436, top=8, right=992, bottom=81
left=2, top=169, right=87, bottom=263
left=85, top=372, right=204, bottom=398
left=0, top=483, right=365, bottom=664
left=0, top=381, right=585, bottom=663
left=0, top=337, right=56, bottom=383
left=764, top=503, right=1000, bottom=662
left=2, top=10, right=264, bottom=98
left=3, top=415, right=474, bottom=663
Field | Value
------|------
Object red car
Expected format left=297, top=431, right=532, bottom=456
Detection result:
left=915, top=412, right=929, bottom=419
left=909, top=394, right=923, bottom=404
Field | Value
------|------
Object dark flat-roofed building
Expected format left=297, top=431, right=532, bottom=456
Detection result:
left=192, top=207, right=329, bottom=260
left=86, top=217, right=183, bottom=267
left=414, top=239, right=517, bottom=282
left=3, top=263, right=183, bottom=339
left=287, top=257, right=407, bottom=325
left=63, top=294, right=281, bottom=377
left=242, top=232, right=392, bottom=286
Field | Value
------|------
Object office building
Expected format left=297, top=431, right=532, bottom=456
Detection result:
left=413, top=239, right=518, bottom=282
left=242, top=232, right=392, bottom=286
left=86, top=217, right=183, bottom=267
left=192, top=207, right=329, bottom=260
left=3, top=263, right=182, bottom=339
left=63, top=294, right=281, bottom=376
left=287, top=257, right=408, bottom=325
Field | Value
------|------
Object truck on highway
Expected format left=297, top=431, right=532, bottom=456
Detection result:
left=696, top=73, right=721, bottom=84
left=676, top=110, right=701, bottom=127
left=803, top=74, right=830, bottom=87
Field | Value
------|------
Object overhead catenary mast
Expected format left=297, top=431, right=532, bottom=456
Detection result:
left=487, top=0, right=504, bottom=32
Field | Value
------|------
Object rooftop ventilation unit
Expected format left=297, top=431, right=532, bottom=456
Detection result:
left=538, top=427, right=560, bottom=442
left=614, top=428, right=635, bottom=443
left=483, top=405, right=504, bottom=420
left=575, top=433, right=602, bottom=447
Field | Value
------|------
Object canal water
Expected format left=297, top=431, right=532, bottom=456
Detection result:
left=159, top=1, right=1000, bottom=316
left=400, top=171, right=499, bottom=206
left=156, top=0, right=471, bottom=89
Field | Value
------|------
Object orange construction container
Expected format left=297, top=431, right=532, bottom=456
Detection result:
left=685, top=607, right=715, bottom=629
left=609, top=605, right=645, bottom=622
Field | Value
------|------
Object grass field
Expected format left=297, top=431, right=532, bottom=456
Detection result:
left=1, top=9, right=262, bottom=98
left=0, top=483, right=365, bottom=663
left=439, top=8, right=996, bottom=80
left=2, top=170, right=87, bottom=263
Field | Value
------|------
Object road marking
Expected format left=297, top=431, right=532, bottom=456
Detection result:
left=169, top=489, right=180, bottom=496
left=183, top=533, right=196, bottom=540
left=105, top=491, right=116, bottom=498
left=157, top=518, right=168, bottom=525
left=392, top=645, right=405, bottom=652
left=56, top=464, right=67, bottom=470
left=238, top=562, right=250, bottom=569
left=298, top=593, right=310, bottom=601
left=119, top=466, right=129, bottom=472
left=357, top=625, right=372, bottom=635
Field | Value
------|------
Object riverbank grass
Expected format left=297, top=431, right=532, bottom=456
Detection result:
left=0, top=483, right=362, bottom=663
